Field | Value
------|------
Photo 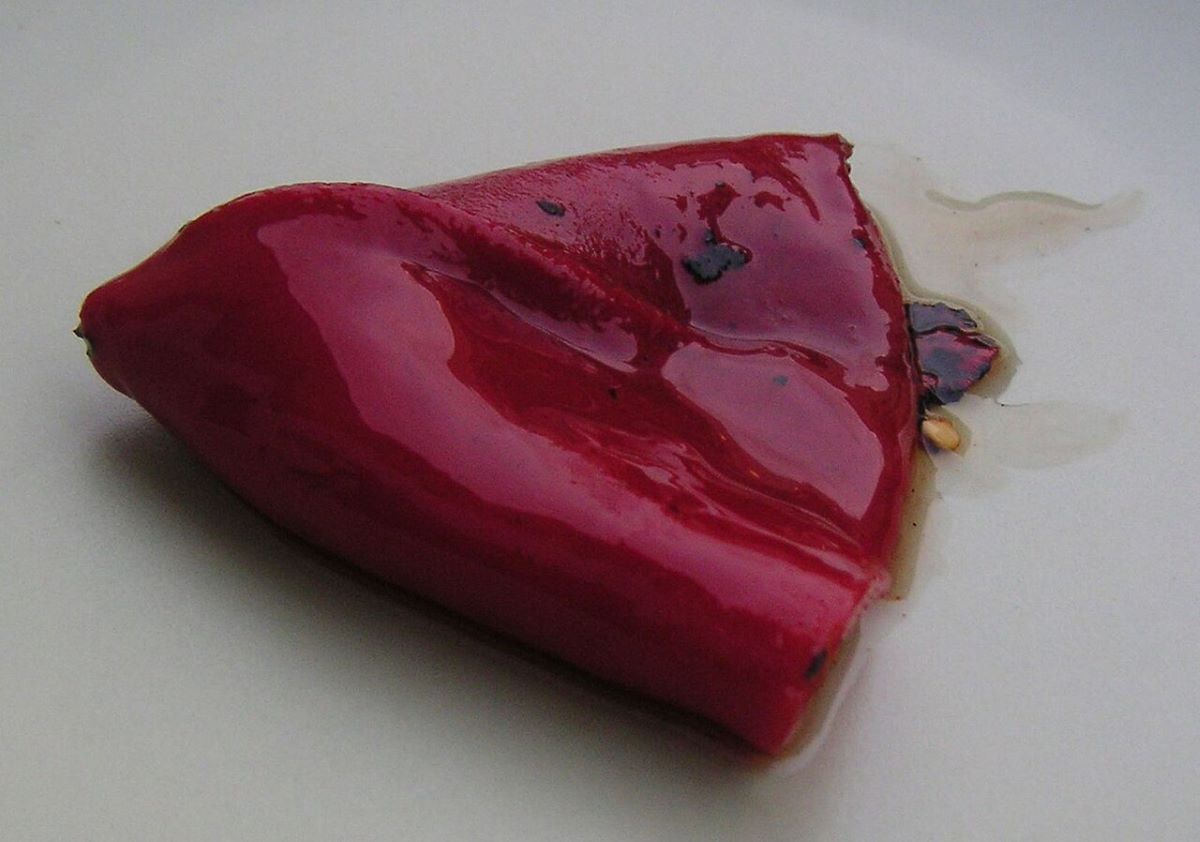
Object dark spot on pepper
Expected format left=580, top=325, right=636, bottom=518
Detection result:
left=917, top=335, right=999, bottom=405
left=804, top=649, right=827, bottom=680
left=907, top=301, right=1000, bottom=405
left=682, top=229, right=749, bottom=284
left=852, top=233, right=871, bottom=249
left=536, top=199, right=566, bottom=217
left=607, top=387, right=619, bottom=400
left=771, top=374, right=788, bottom=386
left=906, top=301, right=978, bottom=333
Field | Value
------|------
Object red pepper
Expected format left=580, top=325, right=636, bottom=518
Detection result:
left=79, top=135, right=948, bottom=753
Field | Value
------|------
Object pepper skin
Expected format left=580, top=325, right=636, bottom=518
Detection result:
left=79, top=135, right=922, bottom=754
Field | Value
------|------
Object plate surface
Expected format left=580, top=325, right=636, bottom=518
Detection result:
left=3, top=3, right=1198, bottom=839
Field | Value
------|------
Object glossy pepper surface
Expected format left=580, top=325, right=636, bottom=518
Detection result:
left=80, top=135, right=926, bottom=753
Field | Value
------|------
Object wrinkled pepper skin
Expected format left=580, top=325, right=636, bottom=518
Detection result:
left=79, top=135, right=921, bottom=753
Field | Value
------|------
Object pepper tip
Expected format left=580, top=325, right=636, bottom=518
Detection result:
left=73, top=321, right=93, bottom=356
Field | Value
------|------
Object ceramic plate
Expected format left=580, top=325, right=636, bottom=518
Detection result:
left=3, top=3, right=1197, bottom=838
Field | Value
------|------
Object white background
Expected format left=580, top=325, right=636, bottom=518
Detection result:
left=3, top=3, right=1198, bottom=839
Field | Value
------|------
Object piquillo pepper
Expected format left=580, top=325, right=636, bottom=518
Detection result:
left=78, top=135, right=996, bottom=753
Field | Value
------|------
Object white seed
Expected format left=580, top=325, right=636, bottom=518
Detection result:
left=921, top=415, right=961, bottom=451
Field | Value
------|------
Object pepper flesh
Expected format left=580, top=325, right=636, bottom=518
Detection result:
left=79, top=135, right=922, bottom=753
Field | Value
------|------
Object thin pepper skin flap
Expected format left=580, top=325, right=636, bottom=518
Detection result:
left=79, top=135, right=920, bottom=753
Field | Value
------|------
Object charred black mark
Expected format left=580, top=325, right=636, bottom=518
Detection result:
left=907, top=302, right=999, bottom=406
left=918, top=335, right=999, bottom=405
left=907, top=301, right=978, bottom=334
left=682, top=229, right=749, bottom=285
left=804, top=649, right=827, bottom=680
left=536, top=199, right=566, bottom=217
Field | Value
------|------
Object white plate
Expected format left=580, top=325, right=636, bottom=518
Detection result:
left=4, top=3, right=1198, bottom=839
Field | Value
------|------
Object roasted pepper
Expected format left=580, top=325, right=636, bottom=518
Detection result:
left=78, top=135, right=994, bottom=753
